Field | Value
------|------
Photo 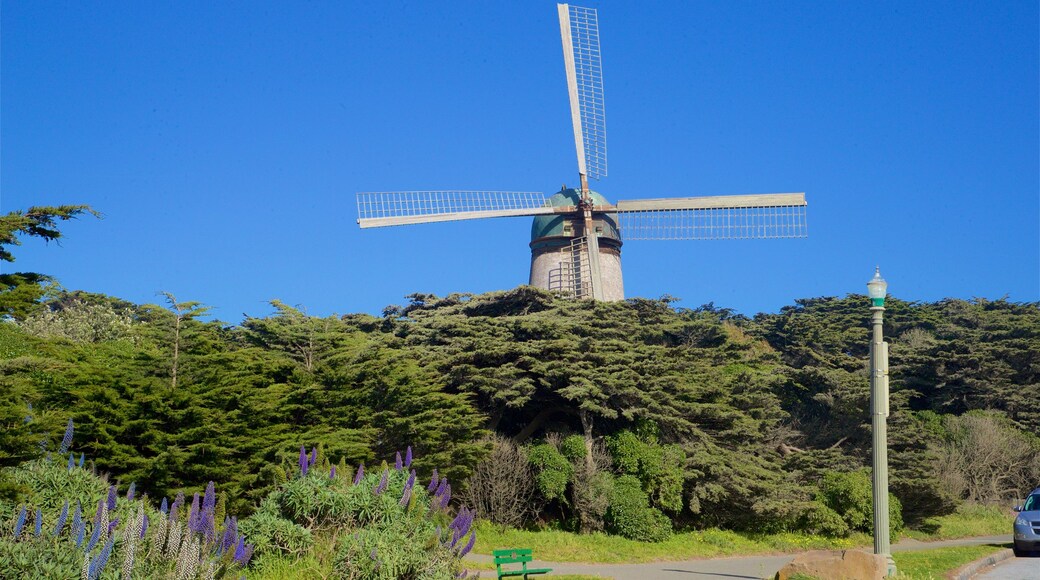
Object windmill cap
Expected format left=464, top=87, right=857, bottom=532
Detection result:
left=530, top=188, right=620, bottom=242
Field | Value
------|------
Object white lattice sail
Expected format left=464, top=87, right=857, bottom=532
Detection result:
left=614, top=193, right=808, bottom=240
left=559, top=4, right=607, bottom=180
left=356, top=191, right=551, bottom=228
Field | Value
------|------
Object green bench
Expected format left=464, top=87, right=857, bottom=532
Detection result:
left=493, top=548, right=552, bottom=579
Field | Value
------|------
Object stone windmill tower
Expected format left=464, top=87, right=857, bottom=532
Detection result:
left=357, top=5, right=808, bottom=300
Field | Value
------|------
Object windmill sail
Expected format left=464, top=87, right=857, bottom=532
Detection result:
left=614, top=193, right=808, bottom=240
left=558, top=4, right=607, bottom=183
left=356, top=191, right=553, bottom=228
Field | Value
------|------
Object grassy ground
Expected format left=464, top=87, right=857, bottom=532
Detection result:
left=903, top=503, right=1011, bottom=540
left=473, top=503, right=1012, bottom=565
left=893, top=544, right=1008, bottom=579
left=473, top=521, right=866, bottom=564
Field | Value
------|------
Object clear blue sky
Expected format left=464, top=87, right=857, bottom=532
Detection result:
left=3, top=1, right=1037, bottom=321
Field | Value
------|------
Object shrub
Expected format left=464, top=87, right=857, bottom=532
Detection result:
left=559, top=435, right=587, bottom=463
left=606, top=429, right=685, bottom=513
left=797, top=501, right=850, bottom=536
left=460, top=436, right=537, bottom=528
left=527, top=442, right=573, bottom=502
left=238, top=506, right=313, bottom=559
left=0, top=422, right=254, bottom=579
left=604, top=475, right=672, bottom=542
left=817, top=469, right=903, bottom=536
left=242, top=447, right=474, bottom=580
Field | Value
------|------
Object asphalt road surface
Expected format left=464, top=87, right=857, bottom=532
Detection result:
left=975, top=554, right=1040, bottom=580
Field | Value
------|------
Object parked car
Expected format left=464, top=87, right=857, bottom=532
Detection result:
left=1013, top=487, right=1040, bottom=556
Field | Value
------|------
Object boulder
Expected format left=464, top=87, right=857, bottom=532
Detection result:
left=775, top=549, right=887, bottom=580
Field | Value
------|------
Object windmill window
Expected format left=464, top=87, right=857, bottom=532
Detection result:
left=563, top=225, right=573, bottom=234
left=595, top=226, right=603, bottom=234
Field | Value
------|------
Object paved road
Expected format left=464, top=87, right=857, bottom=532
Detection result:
left=975, top=554, right=1040, bottom=580
left=470, top=535, right=1013, bottom=579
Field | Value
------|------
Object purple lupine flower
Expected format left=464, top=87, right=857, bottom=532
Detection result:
left=434, top=477, right=447, bottom=497
left=188, top=492, right=201, bottom=533
left=330, top=465, right=336, bottom=479
left=141, top=514, right=149, bottom=539
left=459, top=531, right=476, bottom=557
left=310, top=446, right=318, bottom=468
left=232, top=537, right=253, bottom=566
left=127, top=482, right=136, bottom=502
left=299, top=445, right=308, bottom=476
left=72, top=502, right=83, bottom=535
left=220, top=517, right=238, bottom=554
left=374, top=469, right=389, bottom=495
left=203, top=482, right=217, bottom=541
left=85, top=519, right=102, bottom=552
left=78, top=453, right=85, bottom=468
left=353, top=463, right=364, bottom=485
left=34, top=508, right=43, bottom=536
left=428, top=469, right=439, bottom=492
left=456, top=571, right=469, bottom=580
left=171, top=491, right=184, bottom=521
left=406, top=470, right=416, bottom=491
left=76, top=521, right=86, bottom=548
left=160, top=497, right=169, bottom=515
left=67, top=453, right=75, bottom=471
left=59, top=418, right=74, bottom=455
left=107, top=518, right=119, bottom=536
left=394, top=451, right=403, bottom=470
left=369, top=547, right=378, bottom=560
left=439, top=483, right=452, bottom=509
left=203, top=482, right=215, bottom=513
left=399, top=486, right=412, bottom=507
left=405, top=446, right=413, bottom=468
left=202, top=489, right=217, bottom=543
left=90, top=536, right=115, bottom=580
left=106, top=485, right=117, bottom=511
left=54, top=500, right=69, bottom=536
left=14, top=505, right=26, bottom=539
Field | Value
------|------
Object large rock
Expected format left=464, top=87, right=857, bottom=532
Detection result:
left=775, top=550, right=887, bottom=580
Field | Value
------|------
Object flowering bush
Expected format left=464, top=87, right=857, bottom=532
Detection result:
left=0, top=420, right=254, bottom=579
left=242, top=446, right=475, bottom=580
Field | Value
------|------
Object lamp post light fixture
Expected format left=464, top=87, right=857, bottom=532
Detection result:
left=867, top=267, right=896, bottom=577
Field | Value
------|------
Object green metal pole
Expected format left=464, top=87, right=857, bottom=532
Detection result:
left=870, top=305, right=896, bottom=577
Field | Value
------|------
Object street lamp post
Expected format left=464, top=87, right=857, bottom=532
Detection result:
left=867, top=267, right=896, bottom=577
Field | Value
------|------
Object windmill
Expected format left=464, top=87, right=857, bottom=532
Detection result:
left=357, top=4, right=807, bottom=301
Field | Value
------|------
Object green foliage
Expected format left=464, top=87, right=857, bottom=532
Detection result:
left=1, top=459, right=107, bottom=518
left=0, top=205, right=99, bottom=264
left=0, top=534, right=83, bottom=579
left=332, top=517, right=455, bottom=580
left=1, top=287, right=1036, bottom=540
left=0, top=451, right=252, bottom=579
left=17, top=294, right=137, bottom=343
left=240, top=505, right=314, bottom=559
left=604, top=475, right=672, bottom=542
left=0, top=205, right=99, bottom=320
left=816, top=469, right=902, bottom=536
left=606, top=430, right=684, bottom=513
left=795, top=501, right=849, bottom=537
left=241, top=461, right=469, bottom=580
left=527, top=443, right=573, bottom=502
left=559, top=435, right=587, bottom=463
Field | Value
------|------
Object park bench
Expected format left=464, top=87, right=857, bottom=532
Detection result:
left=493, top=548, right=552, bottom=579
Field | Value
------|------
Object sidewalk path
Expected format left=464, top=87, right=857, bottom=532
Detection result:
left=468, top=534, right=1012, bottom=579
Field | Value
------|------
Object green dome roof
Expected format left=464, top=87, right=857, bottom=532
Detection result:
left=530, top=188, right=620, bottom=242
